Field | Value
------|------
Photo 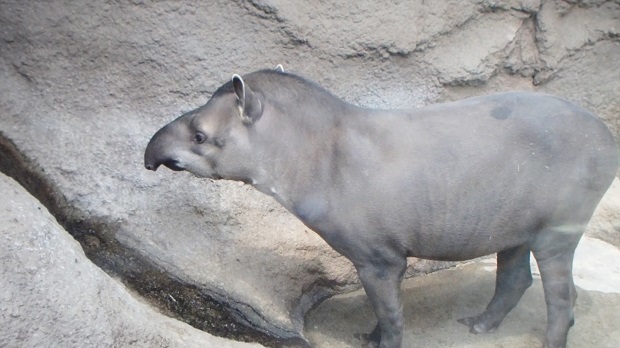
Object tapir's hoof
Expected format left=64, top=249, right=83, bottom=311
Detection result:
left=457, top=316, right=498, bottom=334
left=354, top=332, right=379, bottom=348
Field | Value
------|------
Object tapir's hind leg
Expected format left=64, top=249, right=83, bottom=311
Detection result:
left=532, top=227, right=581, bottom=348
left=458, top=244, right=533, bottom=333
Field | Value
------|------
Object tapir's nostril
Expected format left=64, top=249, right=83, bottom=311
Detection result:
left=144, top=160, right=160, bottom=171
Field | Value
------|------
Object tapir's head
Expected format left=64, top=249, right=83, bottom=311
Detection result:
left=144, top=66, right=284, bottom=181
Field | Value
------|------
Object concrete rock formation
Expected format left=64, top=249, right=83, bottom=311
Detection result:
left=0, top=172, right=262, bottom=348
left=0, top=0, right=618, bottom=346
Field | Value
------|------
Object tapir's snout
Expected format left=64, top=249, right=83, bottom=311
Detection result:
left=144, top=148, right=164, bottom=171
left=145, top=160, right=181, bottom=172
left=144, top=137, right=161, bottom=171
left=144, top=147, right=157, bottom=171
left=144, top=144, right=185, bottom=172
left=144, top=126, right=186, bottom=172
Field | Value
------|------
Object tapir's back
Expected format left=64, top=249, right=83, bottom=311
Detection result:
left=332, top=92, right=618, bottom=259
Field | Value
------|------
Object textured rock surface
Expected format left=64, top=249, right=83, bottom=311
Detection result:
left=0, top=0, right=618, bottom=345
left=587, top=178, right=620, bottom=247
left=0, top=172, right=262, bottom=348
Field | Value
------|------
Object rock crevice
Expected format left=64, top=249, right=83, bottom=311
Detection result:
left=0, top=132, right=300, bottom=346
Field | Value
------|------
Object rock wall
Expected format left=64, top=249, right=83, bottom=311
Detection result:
left=0, top=0, right=619, bottom=346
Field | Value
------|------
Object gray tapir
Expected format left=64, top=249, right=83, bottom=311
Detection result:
left=144, top=67, right=619, bottom=348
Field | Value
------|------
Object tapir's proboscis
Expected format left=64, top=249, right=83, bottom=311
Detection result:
left=144, top=67, right=618, bottom=348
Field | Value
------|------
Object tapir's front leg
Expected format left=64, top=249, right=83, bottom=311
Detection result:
left=355, top=257, right=407, bottom=348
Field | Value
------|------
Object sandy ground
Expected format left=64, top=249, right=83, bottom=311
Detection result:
left=305, top=236, right=620, bottom=348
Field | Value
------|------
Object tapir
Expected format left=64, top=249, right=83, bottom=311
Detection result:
left=144, top=66, right=619, bottom=348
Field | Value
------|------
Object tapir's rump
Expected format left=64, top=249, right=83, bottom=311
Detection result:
left=145, top=68, right=619, bottom=348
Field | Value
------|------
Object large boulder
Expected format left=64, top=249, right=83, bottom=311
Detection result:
left=0, top=172, right=261, bottom=348
left=0, top=0, right=618, bottom=345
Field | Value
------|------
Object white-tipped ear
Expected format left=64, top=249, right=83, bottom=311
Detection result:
left=231, top=74, right=262, bottom=124
left=232, top=74, right=245, bottom=102
left=232, top=74, right=246, bottom=117
left=275, top=64, right=284, bottom=73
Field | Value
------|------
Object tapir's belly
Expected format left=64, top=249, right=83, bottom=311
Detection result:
left=380, top=189, right=541, bottom=260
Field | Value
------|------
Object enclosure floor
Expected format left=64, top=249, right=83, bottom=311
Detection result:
left=305, top=236, right=620, bottom=348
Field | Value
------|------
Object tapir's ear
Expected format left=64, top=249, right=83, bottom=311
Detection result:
left=232, top=74, right=262, bottom=124
left=275, top=64, right=284, bottom=73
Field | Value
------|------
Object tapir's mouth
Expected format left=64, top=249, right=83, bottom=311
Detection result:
left=162, top=159, right=185, bottom=171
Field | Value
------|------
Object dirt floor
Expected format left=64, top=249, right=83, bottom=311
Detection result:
left=305, top=236, right=620, bottom=348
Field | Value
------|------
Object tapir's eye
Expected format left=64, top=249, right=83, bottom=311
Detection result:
left=194, top=132, right=206, bottom=144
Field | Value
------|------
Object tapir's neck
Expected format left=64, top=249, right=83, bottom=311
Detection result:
left=247, top=94, right=364, bottom=213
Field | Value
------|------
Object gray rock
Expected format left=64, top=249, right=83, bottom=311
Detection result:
left=0, top=0, right=618, bottom=345
left=586, top=178, right=620, bottom=247
left=0, top=172, right=262, bottom=348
